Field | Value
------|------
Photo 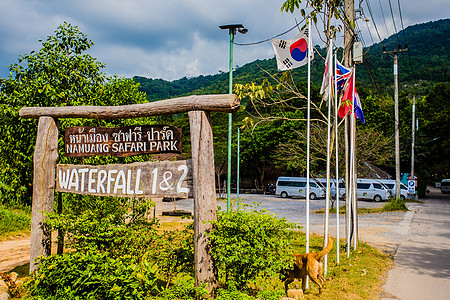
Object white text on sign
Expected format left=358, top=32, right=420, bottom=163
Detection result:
left=56, top=160, right=192, bottom=198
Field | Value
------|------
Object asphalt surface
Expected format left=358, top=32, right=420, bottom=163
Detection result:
left=157, top=188, right=450, bottom=299
left=380, top=187, right=450, bottom=300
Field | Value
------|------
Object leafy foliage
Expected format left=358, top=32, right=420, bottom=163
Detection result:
left=26, top=251, right=158, bottom=300
left=0, top=22, right=148, bottom=207
left=208, top=203, right=299, bottom=291
left=0, top=205, right=30, bottom=238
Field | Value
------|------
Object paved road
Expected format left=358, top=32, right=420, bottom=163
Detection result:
left=158, top=192, right=421, bottom=254
left=381, top=188, right=450, bottom=300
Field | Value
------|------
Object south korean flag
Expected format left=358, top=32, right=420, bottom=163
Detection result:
left=271, top=28, right=313, bottom=71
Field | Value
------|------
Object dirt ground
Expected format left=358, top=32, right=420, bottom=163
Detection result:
left=0, top=198, right=189, bottom=273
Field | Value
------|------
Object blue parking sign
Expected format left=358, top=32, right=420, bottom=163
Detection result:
left=408, top=180, right=416, bottom=194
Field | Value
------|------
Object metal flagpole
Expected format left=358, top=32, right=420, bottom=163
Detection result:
left=324, top=43, right=332, bottom=275
left=334, top=53, right=340, bottom=264
left=237, top=127, right=240, bottom=200
left=305, top=18, right=312, bottom=288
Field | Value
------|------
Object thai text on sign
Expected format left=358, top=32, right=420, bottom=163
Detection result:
left=56, top=160, right=192, bottom=198
left=64, top=125, right=182, bottom=157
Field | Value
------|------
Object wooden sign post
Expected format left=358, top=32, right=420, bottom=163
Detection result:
left=20, top=94, right=239, bottom=293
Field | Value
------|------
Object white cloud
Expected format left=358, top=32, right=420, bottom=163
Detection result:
left=0, top=0, right=448, bottom=80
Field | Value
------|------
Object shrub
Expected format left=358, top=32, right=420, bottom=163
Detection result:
left=208, top=203, right=299, bottom=290
left=0, top=205, right=30, bottom=237
left=383, top=198, right=408, bottom=211
left=26, top=251, right=157, bottom=299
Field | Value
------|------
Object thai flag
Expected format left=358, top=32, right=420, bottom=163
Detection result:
left=335, top=60, right=351, bottom=95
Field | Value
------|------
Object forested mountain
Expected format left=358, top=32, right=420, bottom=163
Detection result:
left=132, top=18, right=450, bottom=192
left=134, top=18, right=449, bottom=100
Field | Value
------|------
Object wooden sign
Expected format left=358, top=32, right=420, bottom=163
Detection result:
left=56, top=160, right=192, bottom=198
left=64, top=125, right=182, bottom=157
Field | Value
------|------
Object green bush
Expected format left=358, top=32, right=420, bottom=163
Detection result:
left=26, top=251, right=157, bottom=299
left=383, top=198, right=408, bottom=211
left=159, top=276, right=207, bottom=300
left=0, top=205, right=31, bottom=237
left=208, top=203, right=299, bottom=290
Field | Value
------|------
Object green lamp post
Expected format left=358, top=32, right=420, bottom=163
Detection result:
left=219, top=24, right=247, bottom=212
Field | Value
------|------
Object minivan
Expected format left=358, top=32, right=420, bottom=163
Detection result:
left=356, top=179, right=390, bottom=202
left=377, top=179, right=408, bottom=200
left=275, top=177, right=326, bottom=200
left=441, top=179, right=450, bottom=194
left=316, top=178, right=345, bottom=199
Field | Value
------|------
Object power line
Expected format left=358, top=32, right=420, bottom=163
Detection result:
left=378, top=0, right=391, bottom=39
left=233, top=16, right=308, bottom=46
left=364, top=0, right=384, bottom=46
left=396, top=0, right=407, bottom=47
left=387, top=0, right=402, bottom=48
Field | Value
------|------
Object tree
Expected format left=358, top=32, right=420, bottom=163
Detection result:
left=0, top=22, right=148, bottom=206
left=417, top=83, right=450, bottom=181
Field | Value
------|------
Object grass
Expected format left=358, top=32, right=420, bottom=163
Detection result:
left=314, top=199, right=410, bottom=215
left=299, top=234, right=393, bottom=299
left=4, top=220, right=392, bottom=299
left=273, top=232, right=393, bottom=299
left=0, top=205, right=31, bottom=240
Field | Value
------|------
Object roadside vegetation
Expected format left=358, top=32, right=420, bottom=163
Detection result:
left=2, top=201, right=392, bottom=300
left=0, top=206, right=31, bottom=240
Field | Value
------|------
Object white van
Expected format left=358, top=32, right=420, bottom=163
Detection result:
left=275, top=177, right=325, bottom=200
left=356, top=179, right=390, bottom=202
left=441, top=179, right=450, bottom=194
left=377, top=179, right=408, bottom=200
left=316, top=178, right=345, bottom=199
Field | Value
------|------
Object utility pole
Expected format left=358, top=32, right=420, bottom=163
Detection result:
left=344, top=0, right=357, bottom=254
left=411, top=95, right=416, bottom=200
left=383, top=48, right=408, bottom=199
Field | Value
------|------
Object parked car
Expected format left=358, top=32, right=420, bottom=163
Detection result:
left=275, top=177, right=325, bottom=200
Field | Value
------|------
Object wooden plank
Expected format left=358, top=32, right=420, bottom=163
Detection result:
left=188, top=110, right=218, bottom=293
left=30, top=117, right=59, bottom=272
left=56, top=160, right=192, bottom=198
left=64, top=125, right=182, bottom=157
left=19, top=94, right=240, bottom=119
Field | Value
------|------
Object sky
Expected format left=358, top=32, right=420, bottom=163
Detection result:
left=0, top=0, right=448, bottom=81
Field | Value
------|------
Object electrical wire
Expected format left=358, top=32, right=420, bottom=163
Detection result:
left=387, top=0, right=402, bottom=48
left=397, top=0, right=407, bottom=47
left=378, top=0, right=391, bottom=39
left=233, top=16, right=308, bottom=46
left=365, top=0, right=384, bottom=45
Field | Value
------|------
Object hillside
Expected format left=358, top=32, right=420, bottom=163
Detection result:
left=134, top=18, right=449, bottom=100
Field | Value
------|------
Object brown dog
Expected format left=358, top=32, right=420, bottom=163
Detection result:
left=282, top=236, right=333, bottom=295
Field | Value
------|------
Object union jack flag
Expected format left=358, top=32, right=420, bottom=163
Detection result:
left=335, top=60, right=351, bottom=95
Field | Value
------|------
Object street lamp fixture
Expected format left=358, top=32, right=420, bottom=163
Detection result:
left=219, top=23, right=247, bottom=212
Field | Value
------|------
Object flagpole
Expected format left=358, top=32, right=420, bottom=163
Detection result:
left=324, top=43, right=332, bottom=275
left=334, top=53, right=340, bottom=264
left=305, top=18, right=312, bottom=288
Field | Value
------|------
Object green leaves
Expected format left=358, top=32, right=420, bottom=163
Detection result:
left=0, top=23, right=148, bottom=206
left=208, top=203, right=299, bottom=290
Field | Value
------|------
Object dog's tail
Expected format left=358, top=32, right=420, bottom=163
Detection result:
left=315, top=236, right=333, bottom=259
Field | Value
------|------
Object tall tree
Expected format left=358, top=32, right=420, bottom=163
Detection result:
left=0, top=22, right=147, bottom=206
